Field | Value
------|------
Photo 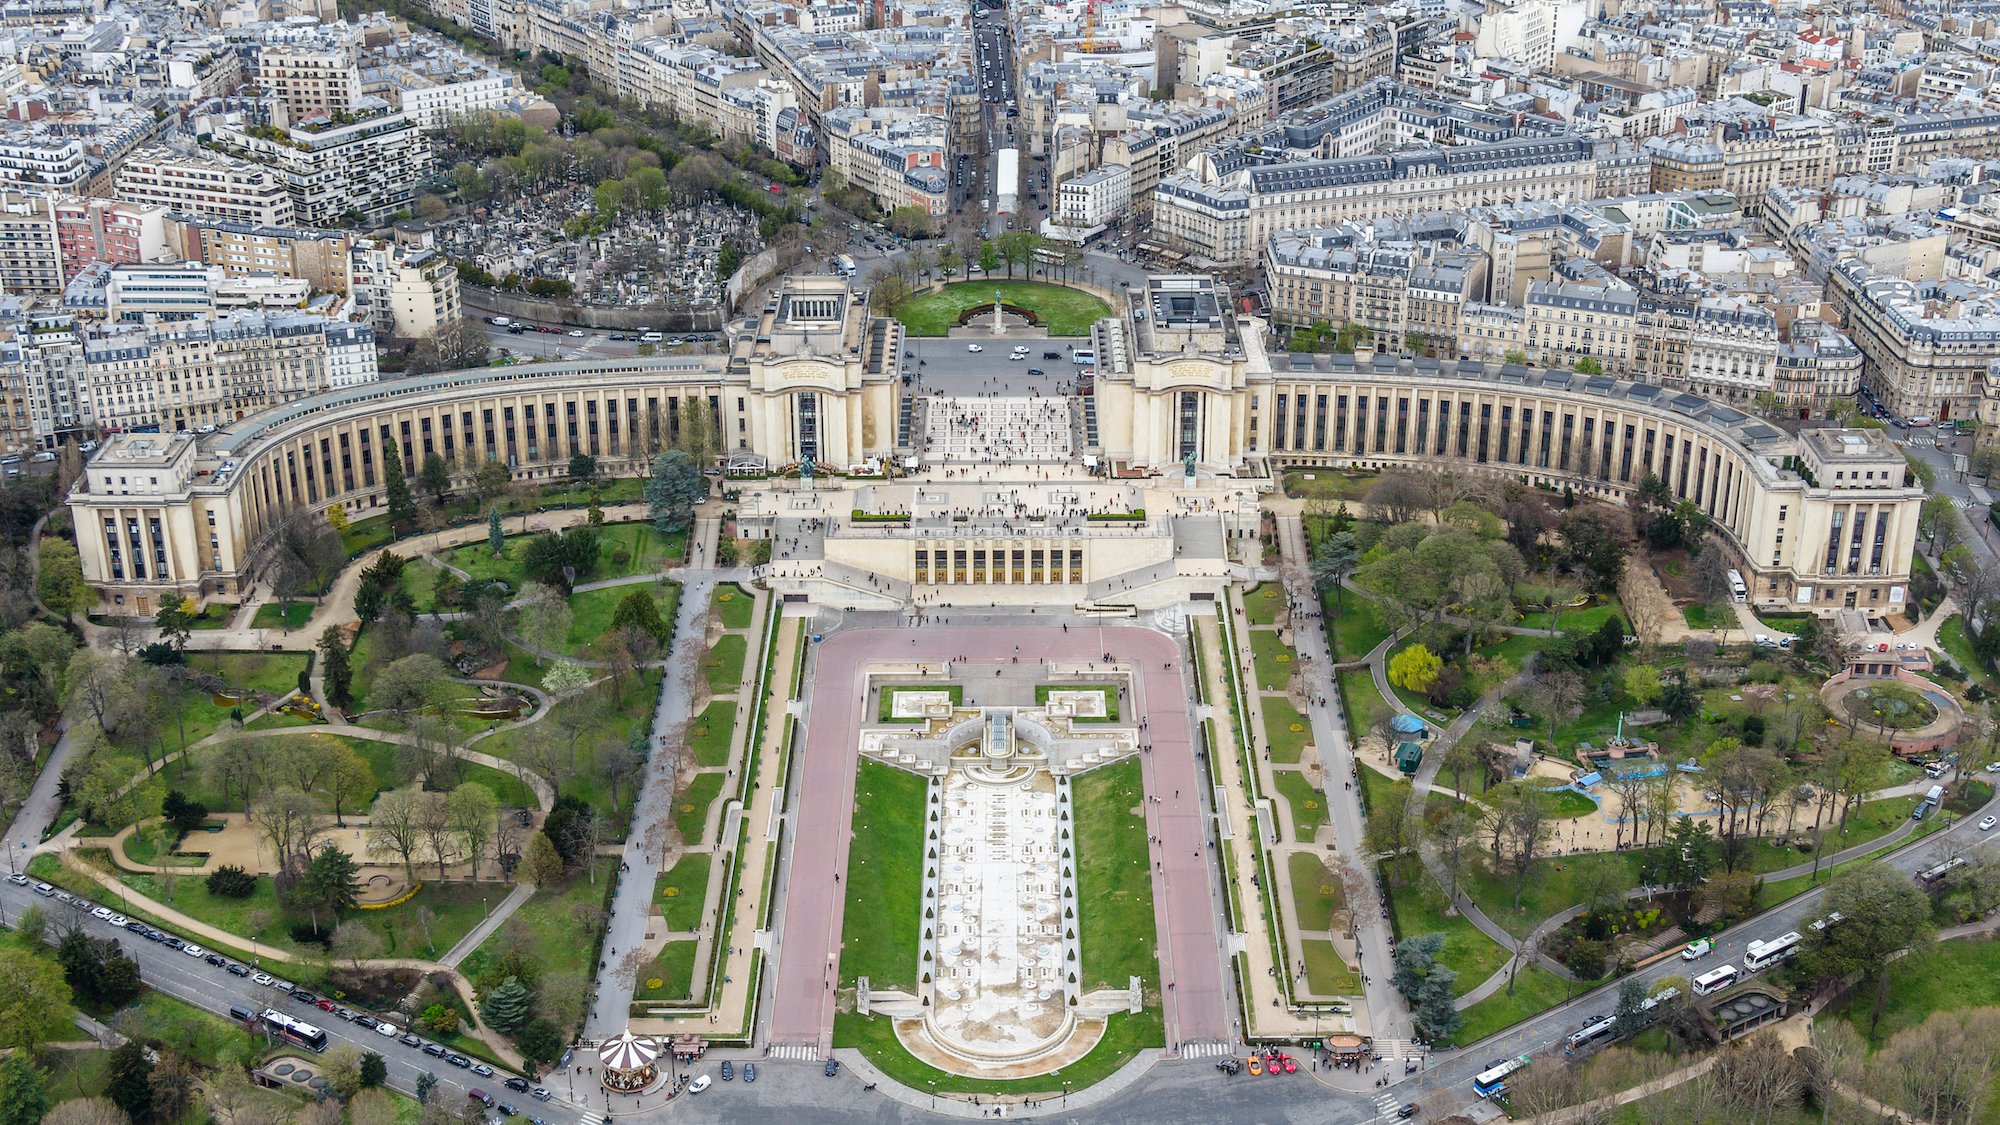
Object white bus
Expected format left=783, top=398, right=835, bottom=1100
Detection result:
left=1566, top=1016, right=1617, bottom=1050
left=1692, top=965, right=1741, bottom=996
left=1917, top=856, right=1968, bottom=885
left=1726, top=568, right=1747, bottom=603
left=1743, top=931, right=1802, bottom=972
left=1472, top=1055, right=1533, bottom=1098
left=1072, top=348, right=1095, bottom=365
left=833, top=254, right=857, bottom=279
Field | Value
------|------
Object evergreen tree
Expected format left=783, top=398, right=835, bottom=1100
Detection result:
left=414, top=1071, right=438, bottom=1105
left=318, top=627, right=352, bottom=709
left=645, top=450, right=704, bottom=534
left=288, top=844, right=362, bottom=932
left=488, top=508, right=505, bottom=556
left=360, top=1051, right=388, bottom=1089
left=384, top=451, right=416, bottom=525
left=105, top=1041, right=153, bottom=1123
left=519, top=832, right=564, bottom=886
left=479, top=975, right=533, bottom=1032
left=0, top=1053, right=49, bottom=1125
left=1415, top=967, right=1461, bottom=1040
left=609, top=590, right=669, bottom=640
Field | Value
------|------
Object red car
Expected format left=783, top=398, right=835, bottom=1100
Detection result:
left=316, top=999, right=336, bottom=1013
left=1264, top=1055, right=1281, bottom=1077
left=1281, top=1056, right=1297, bottom=1074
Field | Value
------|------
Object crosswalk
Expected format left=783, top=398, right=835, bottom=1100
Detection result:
left=766, top=1043, right=822, bottom=1061
left=1179, top=1040, right=1236, bottom=1059
left=1374, top=1092, right=1404, bottom=1118
left=1955, top=496, right=1984, bottom=510
left=575, top=1112, right=605, bottom=1125
left=1905, top=437, right=1939, bottom=448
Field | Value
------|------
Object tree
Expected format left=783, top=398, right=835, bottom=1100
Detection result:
left=1497, top=785, right=1554, bottom=907
left=161, top=789, right=208, bottom=836
left=1574, top=356, right=1603, bottom=375
left=514, top=585, right=573, bottom=666
left=1801, top=861, right=1935, bottom=1032
left=0, top=946, right=74, bottom=1052
left=480, top=975, right=533, bottom=1032
left=977, top=239, right=998, bottom=274
left=37, top=537, right=90, bottom=618
left=1311, top=531, right=1361, bottom=631
left=330, top=919, right=385, bottom=970
left=418, top=452, right=452, bottom=506
left=0, top=1054, right=50, bottom=1125
left=206, top=864, right=255, bottom=897
left=105, top=1041, right=152, bottom=1123
left=42, top=1100, right=129, bottom=1125
left=324, top=742, right=374, bottom=828
left=316, top=627, right=353, bottom=711
left=487, top=508, right=507, bottom=558
left=935, top=241, right=962, bottom=279
left=55, top=931, right=141, bottom=1009
left=1609, top=977, right=1652, bottom=1042
left=1920, top=493, right=1961, bottom=555
left=1533, top=668, right=1586, bottom=750
left=609, top=589, right=670, bottom=640
left=384, top=451, right=416, bottom=526
left=448, top=782, right=498, bottom=879
left=408, top=316, right=489, bottom=373
left=1365, top=778, right=1418, bottom=857
left=254, top=786, right=328, bottom=871
left=520, top=831, right=564, bottom=886
left=568, top=452, right=598, bottom=489
left=414, top=789, right=456, bottom=880
left=1659, top=815, right=1716, bottom=893
left=1388, top=644, right=1442, bottom=694
left=1871, top=1007, right=2000, bottom=1125
left=517, top=1018, right=565, bottom=1063
left=153, top=594, right=195, bottom=653
left=668, top=153, right=723, bottom=205
left=869, top=272, right=912, bottom=316
left=645, top=450, right=704, bottom=533
left=541, top=792, right=599, bottom=867
left=414, top=1071, right=438, bottom=1105
left=290, top=843, right=362, bottom=932
left=360, top=1051, right=389, bottom=1090
left=1425, top=803, right=1483, bottom=904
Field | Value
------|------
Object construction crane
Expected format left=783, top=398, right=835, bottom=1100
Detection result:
left=1082, top=0, right=1100, bottom=54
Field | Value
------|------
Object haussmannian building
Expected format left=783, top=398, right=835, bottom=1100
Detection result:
left=66, top=274, right=1922, bottom=621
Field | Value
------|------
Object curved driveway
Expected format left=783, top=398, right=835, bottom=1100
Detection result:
left=769, top=625, right=1230, bottom=1057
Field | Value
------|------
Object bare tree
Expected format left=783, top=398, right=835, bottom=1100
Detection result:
left=369, top=788, right=426, bottom=882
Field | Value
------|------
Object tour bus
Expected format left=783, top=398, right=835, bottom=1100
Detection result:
left=1726, top=568, right=1748, bottom=603
left=1072, top=348, right=1095, bottom=365
left=1917, top=856, right=1969, bottom=885
left=1566, top=1016, right=1618, bottom=1050
left=1473, top=1055, right=1533, bottom=1098
left=1692, top=964, right=1741, bottom=996
left=1743, top=931, right=1802, bottom=972
left=261, top=1009, right=328, bottom=1052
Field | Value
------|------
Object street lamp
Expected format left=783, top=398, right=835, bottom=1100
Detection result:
left=928, top=1079, right=936, bottom=1108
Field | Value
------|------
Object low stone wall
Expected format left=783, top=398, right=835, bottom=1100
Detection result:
left=460, top=286, right=725, bottom=332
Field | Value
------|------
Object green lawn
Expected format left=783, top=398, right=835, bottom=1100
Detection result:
left=1271, top=771, right=1330, bottom=842
left=1034, top=684, right=1118, bottom=722
left=1544, top=788, right=1599, bottom=819
left=893, top=281, right=1110, bottom=336
left=1289, top=852, right=1341, bottom=933
left=122, top=822, right=206, bottom=867
left=1246, top=584, right=1285, bottom=626
left=879, top=684, right=961, bottom=723
left=187, top=603, right=237, bottom=629
left=1682, top=603, right=1730, bottom=630
left=251, top=601, right=315, bottom=631
left=1517, top=598, right=1624, bottom=634
left=113, top=988, right=262, bottom=1067
left=441, top=522, right=683, bottom=594
left=1073, top=758, right=1158, bottom=991
left=1339, top=668, right=1390, bottom=735
left=1286, top=470, right=1378, bottom=503
left=634, top=940, right=698, bottom=1002
left=1249, top=629, right=1298, bottom=691
left=1755, top=612, right=1814, bottom=636
left=42, top=1046, right=113, bottom=1103
left=1446, top=964, right=1595, bottom=1048
left=1301, top=939, right=1361, bottom=996
left=457, top=859, right=613, bottom=993
left=1936, top=615, right=1994, bottom=687
left=655, top=854, right=711, bottom=932
left=475, top=671, right=661, bottom=830
left=1832, top=936, right=2000, bottom=1047
left=1382, top=856, right=1509, bottom=995
left=711, top=584, right=755, bottom=629
left=687, top=701, right=737, bottom=766
left=1262, top=697, right=1311, bottom=764
left=837, top=1006, right=1160, bottom=1095
left=1324, top=592, right=1393, bottom=663
left=340, top=513, right=396, bottom=557
left=556, top=581, right=680, bottom=659
left=108, top=867, right=497, bottom=961
left=673, top=773, right=726, bottom=844
left=837, top=760, right=926, bottom=991
left=704, top=634, right=747, bottom=694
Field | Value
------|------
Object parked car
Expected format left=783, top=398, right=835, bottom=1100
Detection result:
left=375, top=1022, right=399, bottom=1037
left=472, top=1063, right=495, bottom=1077
left=1982, top=815, right=1997, bottom=831
left=824, top=1059, right=840, bottom=1077
left=226, top=963, right=250, bottom=977
left=400, top=1034, right=422, bottom=1047
left=504, top=1078, right=531, bottom=1093
left=721, top=1061, right=733, bottom=1082
left=743, top=1064, right=756, bottom=1083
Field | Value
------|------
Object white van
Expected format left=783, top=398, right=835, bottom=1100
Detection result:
left=640, top=332, right=665, bottom=343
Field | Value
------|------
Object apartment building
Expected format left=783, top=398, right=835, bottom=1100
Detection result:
left=1831, top=259, right=1996, bottom=423
left=207, top=103, right=433, bottom=226
left=165, top=216, right=355, bottom=295
left=349, top=240, right=460, bottom=340
left=0, top=189, right=67, bottom=293
left=822, top=108, right=951, bottom=217
left=259, top=39, right=364, bottom=121
left=116, top=147, right=299, bottom=229
left=1264, top=226, right=1483, bottom=350
left=1057, top=166, right=1133, bottom=230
